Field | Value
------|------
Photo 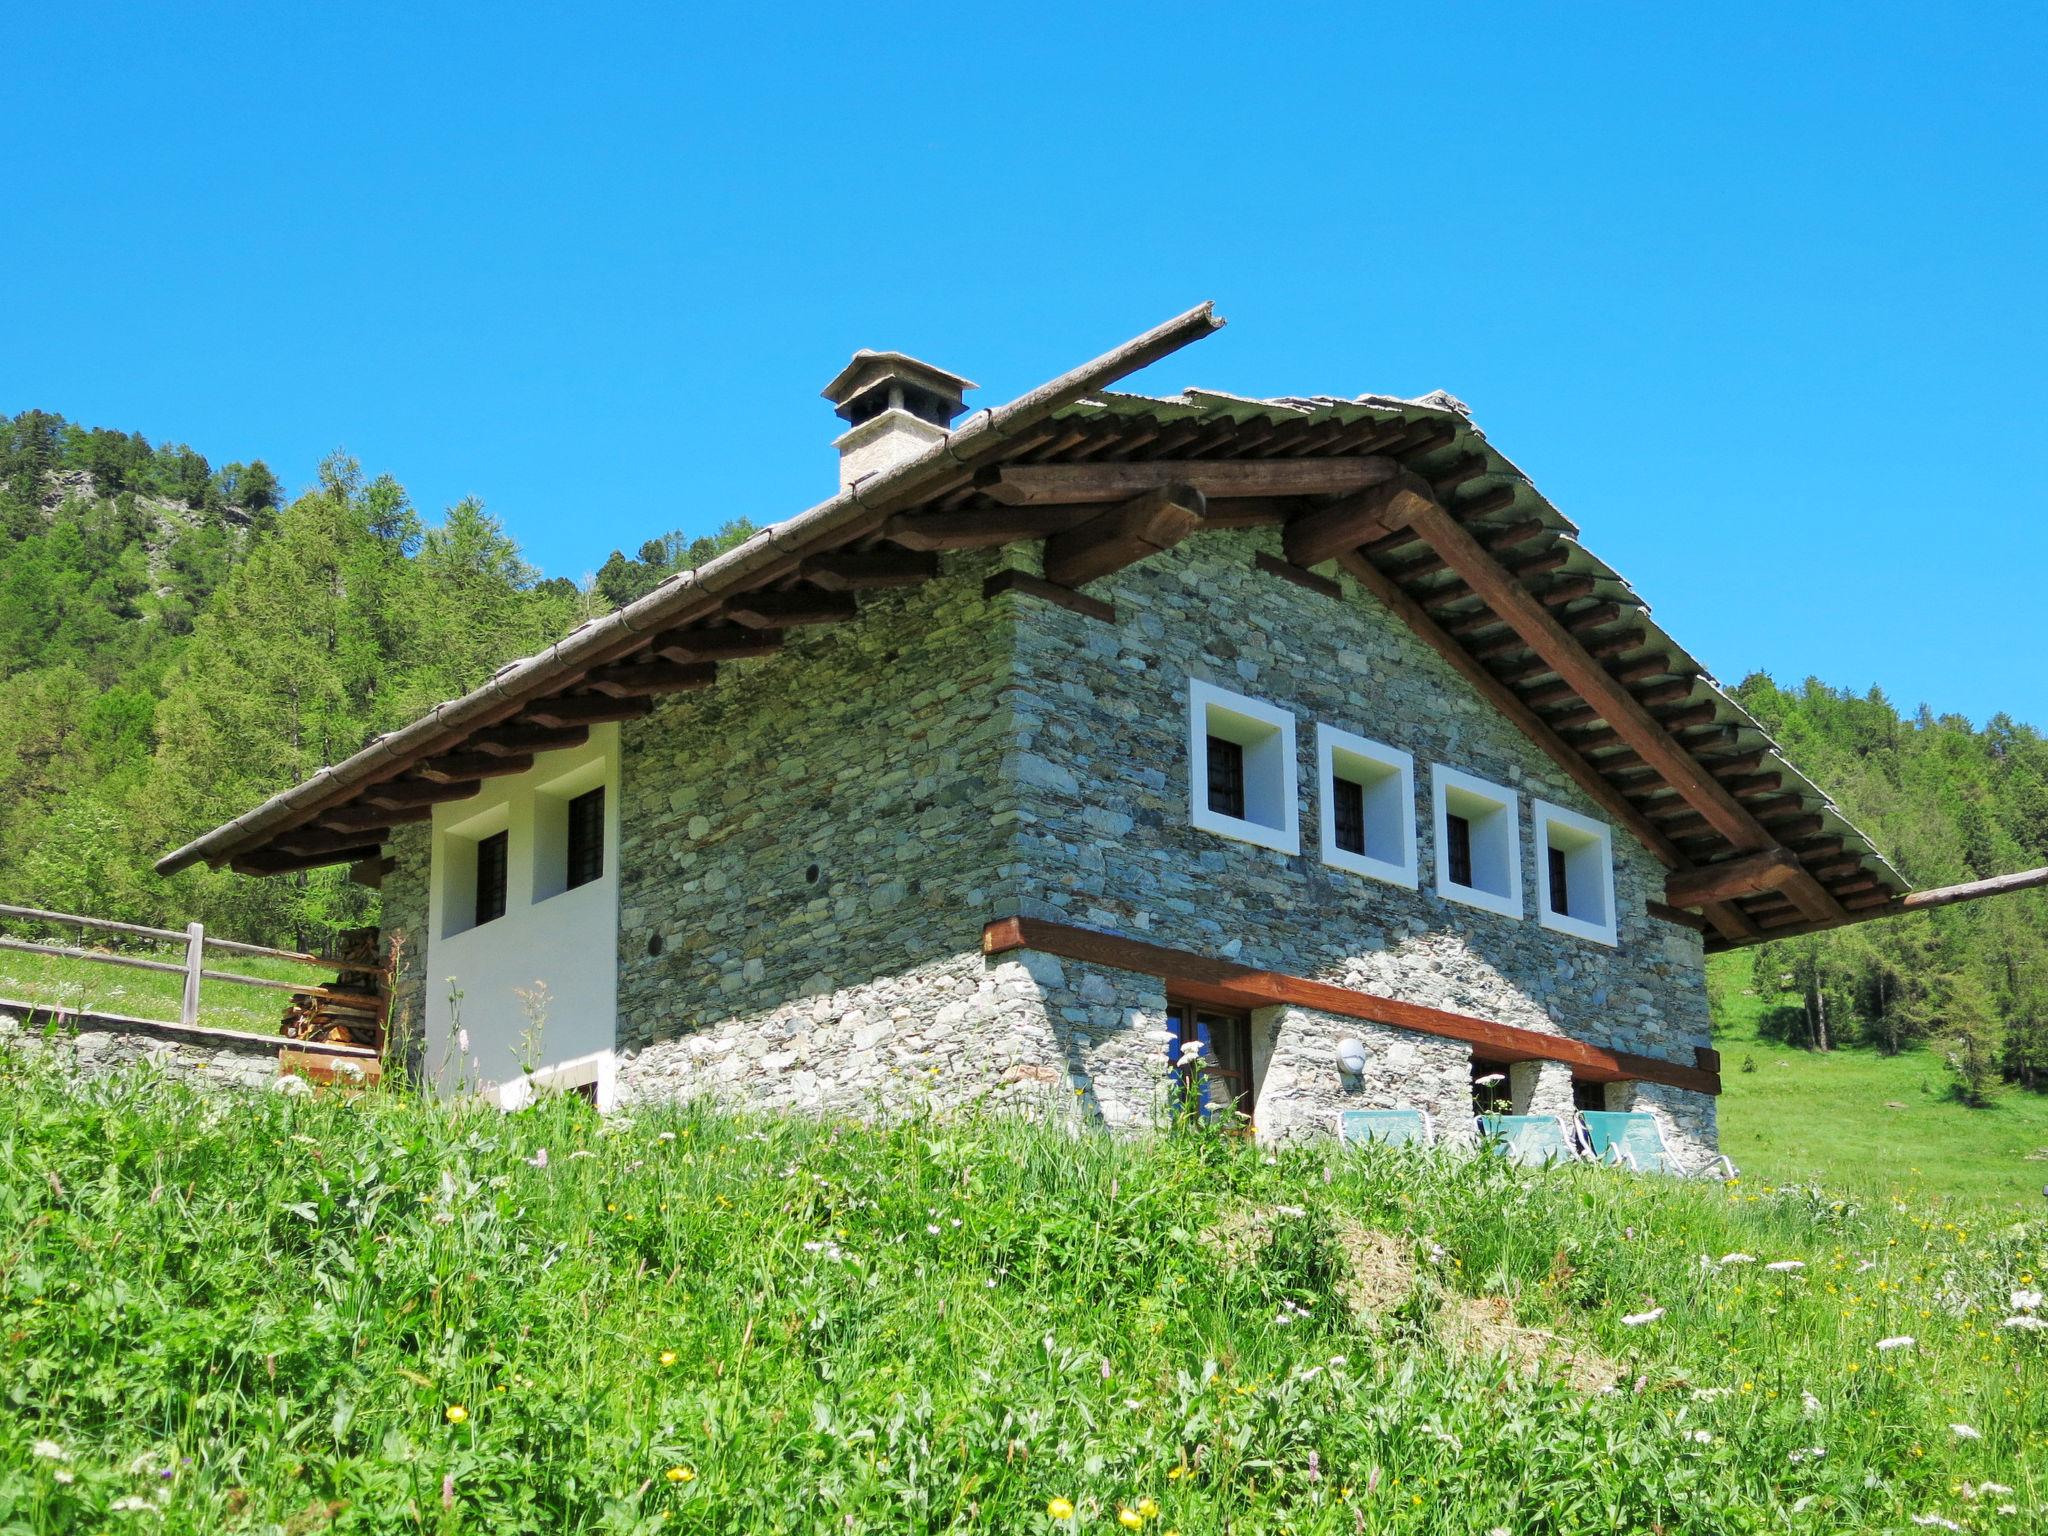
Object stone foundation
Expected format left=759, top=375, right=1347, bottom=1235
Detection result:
left=2, top=1010, right=284, bottom=1093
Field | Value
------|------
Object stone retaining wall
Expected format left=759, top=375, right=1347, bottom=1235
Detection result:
left=1, top=1009, right=284, bottom=1092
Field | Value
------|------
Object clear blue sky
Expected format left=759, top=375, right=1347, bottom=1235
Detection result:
left=7, top=4, right=2043, bottom=727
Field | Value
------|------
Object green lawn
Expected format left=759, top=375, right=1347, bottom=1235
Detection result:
left=1712, top=955, right=2048, bottom=1219
left=0, top=943, right=318, bottom=1036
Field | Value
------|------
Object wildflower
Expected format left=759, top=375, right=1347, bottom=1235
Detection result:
left=30, top=1440, right=65, bottom=1461
left=659, top=1350, right=678, bottom=1367
left=1876, top=1336, right=1916, bottom=1352
left=1801, top=1391, right=1822, bottom=1417
left=1789, top=1446, right=1825, bottom=1462
left=2011, top=1288, right=2043, bottom=1312
left=111, top=1496, right=155, bottom=1512
left=657, top=1131, right=676, bottom=1142
left=1687, top=1430, right=1713, bottom=1444
left=2000, top=1314, right=2048, bottom=1331
left=1473, top=1072, right=1505, bottom=1086
left=52, top=1469, right=74, bottom=1484
left=1138, top=1497, right=1160, bottom=1519
left=1909, top=1517, right=1961, bottom=1531
left=1622, top=1307, right=1665, bottom=1327
left=441, top=1472, right=456, bottom=1511
left=1764, top=1260, right=1804, bottom=1272
left=665, top=1466, right=696, bottom=1483
left=1047, top=1497, right=1076, bottom=1520
left=445, top=1405, right=468, bottom=1424
left=1951, top=1424, right=1982, bottom=1441
left=526, top=1148, right=548, bottom=1168
left=1118, top=1509, right=1144, bottom=1530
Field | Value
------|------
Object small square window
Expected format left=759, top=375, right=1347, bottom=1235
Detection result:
left=1431, top=765, right=1522, bottom=919
left=565, top=787, right=605, bottom=890
left=1533, top=799, right=1617, bottom=945
left=1315, top=724, right=1416, bottom=887
left=1187, top=680, right=1299, bottom=856
left=474, top=830, right=509, bottom=928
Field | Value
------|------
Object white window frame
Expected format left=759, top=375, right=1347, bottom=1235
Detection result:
left=483, top=1048, right=618, bottom=1113
left=1315, top=724, right=1416, bottom=888
left=1431, top=764, right=1523, bottom=919
left=1187, top=679, right=1300, bottom=856
left=1533, top=799, right=1619, bottom=946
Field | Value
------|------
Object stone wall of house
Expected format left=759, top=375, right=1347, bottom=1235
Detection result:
left=1, top=1009, right=283, bottom=1092
left=995, top=525, right=1719, bottom=1157
left=611, top=554, right=1022, bottom=1068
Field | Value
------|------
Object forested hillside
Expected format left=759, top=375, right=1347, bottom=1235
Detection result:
left=0, top=410, right=749, bottom=949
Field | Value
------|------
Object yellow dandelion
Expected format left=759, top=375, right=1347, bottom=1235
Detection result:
left=445, top=1404, right=468, bottom=1424
left=1047, top=1497, right=1076, bottom=1520
left=1137, top=1496, right=1160, bottom=1518
left=1118, top=1510, right=1144, bottom=1530
left=665, top=1465, right=696, bottom=1483
left=659, top=1350, right=678, bottom=1367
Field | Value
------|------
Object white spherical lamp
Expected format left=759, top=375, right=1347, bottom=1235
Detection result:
left=1335, top=1037, right=1369, bottom=1078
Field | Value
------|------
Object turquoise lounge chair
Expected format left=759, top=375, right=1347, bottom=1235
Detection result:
left=1337, top=1107, right=1436, bottom=1149
left=1578, top=1110, right=1736, bottom=1180
left=1475, top=1113, right=1585, bottom=1168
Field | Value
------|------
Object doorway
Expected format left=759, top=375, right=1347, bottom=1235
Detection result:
left=1165, top=1002, right=1255, bottom=1124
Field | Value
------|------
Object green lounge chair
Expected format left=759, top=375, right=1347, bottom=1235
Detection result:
left=1475, top=1113, right=1585, bottom=1168
left=1336, top=1107, right=1436, bottom=1149
left=1578, top=1110, right=1736, bottom=1180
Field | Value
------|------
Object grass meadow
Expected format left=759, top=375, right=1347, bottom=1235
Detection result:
left=0, top=945, right=318, bottom=1036
left=2, top=1044, right=2044, bottom=1534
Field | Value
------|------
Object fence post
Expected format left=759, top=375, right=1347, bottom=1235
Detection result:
left=181, top=922, right=204, bottom=1028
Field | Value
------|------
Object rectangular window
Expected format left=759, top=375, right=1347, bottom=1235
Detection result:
left=1165, top=1003, right=1255, bottom=1126
left=1446, top=813, right=1474, bottom=888
left=1548, top=844, right=1570, bottom=916
left=565, top=787, right=605, bottom=890
left=474, top=830, right=509, bottom=928
left=1331, top=775, right=1366, bottom=855
left=1534, top=799, right=1617, bottom=945
left=1572, top=1077, right=1607, bottom=1113
left=1206, top=735, right=1246, bottom=820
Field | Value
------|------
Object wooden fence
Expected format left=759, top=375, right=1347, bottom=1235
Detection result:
left=0, top=902, right=390, bottom=1044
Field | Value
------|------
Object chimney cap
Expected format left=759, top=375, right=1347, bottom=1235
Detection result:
left=822, top=349, right=978, bottom=423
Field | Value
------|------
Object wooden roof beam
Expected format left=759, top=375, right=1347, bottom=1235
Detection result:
left=1666, top=848, right=1805, bottom=908
left=232, top=844, right=384, bottom=877
left=364, top=778, right=483, bottom=810
left=800, top=550, right=941, bottom=590
left=272, top=823, right=394, bottom=857
left=724, top=590, right=860, bottom=629
left=416, top=752, right=536, bottom=784
left=1387, top=492, right=1824, bottom=881
left=1043, top=483, right=1206, bottom=588
left=984, top=455, right=1401, bottom=506
left=470, top=723, right=591, bottom=757
left=651, top=626, right=783, bottom=662
left=521, top=695, right=657, bottom=728
left=585, top=661, right=719, bottom=698
left=883, top=506, right=1091, bottom=551
left=323, top=801, right=432, bottom=830
left=1282, top=473, right=1436, bottom=568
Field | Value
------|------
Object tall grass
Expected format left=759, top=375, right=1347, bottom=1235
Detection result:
left=1, top=1048, right=2042, bottom=1533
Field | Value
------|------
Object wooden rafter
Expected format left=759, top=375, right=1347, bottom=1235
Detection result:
left=470, top=724, right=591, bottom=757
left=521, top=695, right=655, bottom=728
left=1665, top=848, right=1805, bottom=908
left=652, top=626, right=783, bottom=662
left=585, top=661, right=719, bottom=697
left=723, top=590, right=859, bottom=629
left=800, top=550, right=941, bottom=590
left=1042, top=483, right=1206, bottom=588
left=984, top=455, right=1401, bottom=506
left=363, top=778, right=481, bottom=810
left=1282, top=472, right=1437, bottom=568
left=416, top=752, right=536, bottom=785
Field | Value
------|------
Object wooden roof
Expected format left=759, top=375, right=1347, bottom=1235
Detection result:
left=156, top=304, right=1908, bottom=947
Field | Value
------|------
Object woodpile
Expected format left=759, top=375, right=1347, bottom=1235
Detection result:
left=279, top=927, right=386, bottom=1048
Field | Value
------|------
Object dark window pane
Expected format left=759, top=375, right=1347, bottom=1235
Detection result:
left=566, top=787, right=605, bottom=890
left=474, top=831, right=509, bottom=927
left=1165, top=1003, right=1255, bottom=1124
left=1548, top=844, right=1570, bottom=915
left=1332, top=775, right=1366, bottom=855
left=1207, top=735, right=1245, bottom=819
left=1445, top=813, right=1473, bottom=887
left=1572, top=1077, right=1606, bottom=1113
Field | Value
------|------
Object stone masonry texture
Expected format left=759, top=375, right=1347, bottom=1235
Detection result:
left=378, top=524, right=1720, bottom=1162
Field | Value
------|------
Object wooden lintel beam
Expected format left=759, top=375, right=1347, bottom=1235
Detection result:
left=723, top=590, right=860, bottom=629
left=800, top=549, right=941, bottom=591
left=985, top=455, right=1402, bottom=506
left=585, top=661, right=719, bottom=697
left=1392, top=493, right=1792, bottom=863
left=1336, top=548, right=1686, bottom=870
left=1282, top=473, right=1436, bottom=568
left=416, top=752, right=535, bottom=784
left=521, top=695, right=656, bottom=728
left=651, top=626, right=783, bottom=662
left=1666, top=847, right=1804, bottom=908
left=1043, top=483, right=1206, bottom=588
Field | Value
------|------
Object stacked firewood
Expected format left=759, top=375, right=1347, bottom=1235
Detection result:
left=279, top=927, right=385, bottom=1048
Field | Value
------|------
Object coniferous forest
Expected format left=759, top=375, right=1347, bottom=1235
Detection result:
left=1, top=408, right=2043, bottom=1092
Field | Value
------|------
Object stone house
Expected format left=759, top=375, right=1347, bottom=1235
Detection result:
left=158, top=304, right=1917, bottom=1166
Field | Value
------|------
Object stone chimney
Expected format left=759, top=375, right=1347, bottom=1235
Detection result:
left=822, top=350, right=977, bottom=490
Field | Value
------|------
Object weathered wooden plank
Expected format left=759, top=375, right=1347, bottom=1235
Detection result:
left=273, top=824, right=393, bottom=856
left=1042, top=483, right=1205, bottom=588
left=981, top=916, right=1720, bottom=1095
left=520, top=696, right=656, bottom=728
left=882, top=506, right=1095, bottom=551
left=981, top=569, right=1116, bottom=624
left=362, top=778, right=484, bottom=809
left=1666, top=848, right=1804, bottom=908
left=800, top=550, right=941, bottom=590
left=650, top=626, right=784, bottom=662
left=416, top=752, right=536, bottom=785
left=585, top=661, right=719, bottom=698
left=1252, top=551, right=1342, bottom=600
left=1282, top=473, right=1437, bottom=568
left=723, top=590, right=860, bottom=629
left=984, top=455, right=1401, bottom=506
left=470, top=724, right=591, bottom=757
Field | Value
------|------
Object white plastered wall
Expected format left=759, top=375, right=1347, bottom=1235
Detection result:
left=423, top=724, right=620, bottom=1097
